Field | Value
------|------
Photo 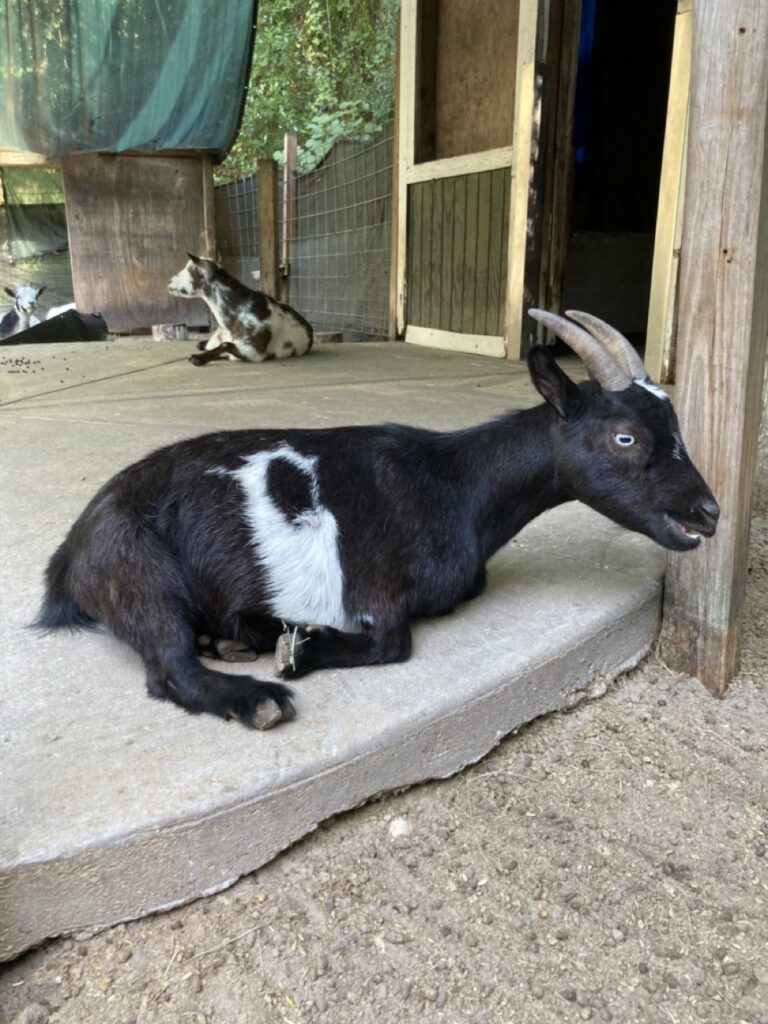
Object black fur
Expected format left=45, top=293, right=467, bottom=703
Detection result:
left=35, top=346, right=719, bottom=728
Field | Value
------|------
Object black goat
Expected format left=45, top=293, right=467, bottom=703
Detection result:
left=36, top=311, right=719, bottom=730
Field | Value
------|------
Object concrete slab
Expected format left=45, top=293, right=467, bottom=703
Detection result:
left=0, top=340, right=666, bottom=961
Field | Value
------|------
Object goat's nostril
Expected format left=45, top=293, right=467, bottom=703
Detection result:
left=701, top=498, right=720, bottom=520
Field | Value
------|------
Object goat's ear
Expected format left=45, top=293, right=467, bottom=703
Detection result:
left=186, top=252, right=201, bottom=264
left=527, top=345, right=583, bottom=419
left=4, top=286, right=15, bottom=299
left=36, top=285, right=46, bottom=298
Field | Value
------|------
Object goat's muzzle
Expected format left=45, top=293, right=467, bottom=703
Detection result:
left=663, top=496, right=719, bottom=549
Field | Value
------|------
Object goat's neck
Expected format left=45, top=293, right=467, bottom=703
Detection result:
left=15, top=304, right=31, bottom=331
left=446, top=404, right=567, bottom=558
left=199, top=280, right=239, bottom=331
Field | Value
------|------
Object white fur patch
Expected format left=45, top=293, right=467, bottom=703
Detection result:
left=230, top=445, right=353, bottom=630
left=167, top=264, right=197, bottom=297
left=635, top=378, right=669, bottom=401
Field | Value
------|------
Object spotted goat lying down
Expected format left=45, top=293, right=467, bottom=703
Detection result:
left=168, top=254, right=313, bottom=366
left=36, top=311, right=719, bottom=730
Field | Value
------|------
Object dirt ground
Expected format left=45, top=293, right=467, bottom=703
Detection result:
left=2, top=511, right=767, bottom=1024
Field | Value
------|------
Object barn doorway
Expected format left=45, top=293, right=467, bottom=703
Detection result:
left=548, top=0, right=677, bottom=355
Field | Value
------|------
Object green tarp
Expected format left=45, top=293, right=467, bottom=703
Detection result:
left=2, top=167, right=68, bottom=258
left=0, top=0, right=257, bottom=159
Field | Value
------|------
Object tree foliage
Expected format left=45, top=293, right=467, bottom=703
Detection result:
left=217, top=0, right=399, bottom=181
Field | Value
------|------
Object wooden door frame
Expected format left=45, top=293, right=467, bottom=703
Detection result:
left=393, top=0, right=539, bottom=359
left=645, top=0, right=692, bottom=383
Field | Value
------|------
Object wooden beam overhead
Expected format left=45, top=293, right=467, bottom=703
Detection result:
left=660, top=0, right=768, bottom=692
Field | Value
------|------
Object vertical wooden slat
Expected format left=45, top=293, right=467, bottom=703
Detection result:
left=439, top=176, right=454, bottom=331
left=475, top=171, right=492, bottom=335
left=450, top=175, right=467, bottom=332
left=660, top=0, right=768, bottom=693
left=461, top=173, right=480, bottom=334
left=645, top=0, right=692, bottom=383
left=421, top=178, right=433, bottom=325
left=429, top=178, right=444, bottom=328
left=257, top=159, right=279, bottom=299
left=487, top=169, right=506, bottom=336
left=505, top=0, right=539, bottom=359
left=389, top=23, right=401, bottom=339
left=408, top=183, right=423, bottom=325
left=396, top=0, right=417, bottom=333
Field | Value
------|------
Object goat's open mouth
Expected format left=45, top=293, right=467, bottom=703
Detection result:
left=662, top=513, right=710, bottom=549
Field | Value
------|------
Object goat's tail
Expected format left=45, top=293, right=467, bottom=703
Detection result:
left=33, top=544, right=95, bottom=631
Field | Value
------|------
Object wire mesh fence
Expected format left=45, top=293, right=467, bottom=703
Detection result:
left=214, top=174, right=277, bottom=289
left=213, top=124, right=392, bottom=339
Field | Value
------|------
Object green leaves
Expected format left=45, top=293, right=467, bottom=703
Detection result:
left=216, top=0, right=398, bottom=181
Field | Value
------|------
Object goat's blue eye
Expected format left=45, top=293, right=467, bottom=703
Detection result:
left=614, top=433, right=635, bottom=447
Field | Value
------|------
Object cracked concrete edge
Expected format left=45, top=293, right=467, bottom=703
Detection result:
left=0, top=583, right=661, bottom=962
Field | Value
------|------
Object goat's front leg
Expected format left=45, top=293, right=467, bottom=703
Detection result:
left=189, top=340, right=247, bottom=365
left=196, top=327, right=225, bottom=351
left=275, top=620, right=412, bottom=680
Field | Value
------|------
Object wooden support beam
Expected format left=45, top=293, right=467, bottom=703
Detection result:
left=257, top=159, right=279, bottom=300
left=282, top=133, right=297, bottom=304
left=539, top=0, right=581, bottom=318
left=504, top=0, right=540, bottom=360
left=395, top=0, right=417, bottom=335
left=660, top=0, right=768, bottom=693
left=388, top=12, right=402, bottom=340
left=200, top=155, right=216, bottom=259
left=645, top=0, right=692, bottom=384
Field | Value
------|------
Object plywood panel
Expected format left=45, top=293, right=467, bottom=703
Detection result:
left=61, top=154, right=211, bottom=333
left=433, top=0, right=518, bottom=160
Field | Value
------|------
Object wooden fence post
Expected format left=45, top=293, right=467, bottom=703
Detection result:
left=257, top=158, right=279, bottom=299
left=282, top=133, right=297, bottom=303
left=660, top=0, right=768, bottom=692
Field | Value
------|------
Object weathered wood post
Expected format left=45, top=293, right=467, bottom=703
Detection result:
left=660, top=0, right=768, bottom=692
left=257, top=158, right=280, bottom=299
left=282, top=133, right=297, bottom=304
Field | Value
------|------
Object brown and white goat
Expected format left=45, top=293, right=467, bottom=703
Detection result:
left=1, top=285, right=45, bottom=338
left=36, top=311, right=719, bottom=730
left=168, top=254, right=313, bottom=366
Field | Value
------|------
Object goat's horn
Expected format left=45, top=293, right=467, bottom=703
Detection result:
left=528, top=309, right=631, bottom=391
left=565, top=310, right=648, bottom=383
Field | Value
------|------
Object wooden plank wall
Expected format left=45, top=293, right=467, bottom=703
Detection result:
left=406, top=168, right=509, bottom=335
left=61, top=154, right=212, bottom=332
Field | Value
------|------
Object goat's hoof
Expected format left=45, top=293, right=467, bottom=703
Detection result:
left=251, top=698, right=285, bottom=730
left=189, top=354, right=205, bottom=366
left=196, top=338, right=208, bottom=351
left=216, top=638, right=259, bottom=662
left=275, top=628, right=308, bottom=679
left=251, top=685, right=297, bottom=730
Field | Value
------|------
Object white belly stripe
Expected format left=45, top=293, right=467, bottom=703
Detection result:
left=230, top=445, right=353, bottom=630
